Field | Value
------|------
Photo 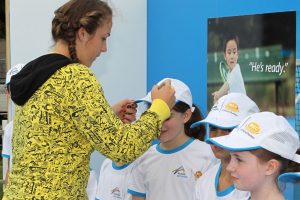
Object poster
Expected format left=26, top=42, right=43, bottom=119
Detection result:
left=207, top=11, right=296, bottom=128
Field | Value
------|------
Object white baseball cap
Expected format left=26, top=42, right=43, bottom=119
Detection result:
left=278, top=172, right=300, bottom=183
left=207, top=112, right=300, bottom=163
left=191, top=93, right=259, bottom=129
left=135, top=78, right=195, bottom=112
left=5, top=63, right=25, bottom=85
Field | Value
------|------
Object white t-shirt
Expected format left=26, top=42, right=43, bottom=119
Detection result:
left=227, top=63, right=246, bottom=94
left=194, top=163, right=250, bottom=200
left=87, top=169, right=98, bottom=200
left=96, top=158, right=133, bottom=200
left=128, top=138, right=217, bottom=200
left=2, top=120, right=13, bottom=170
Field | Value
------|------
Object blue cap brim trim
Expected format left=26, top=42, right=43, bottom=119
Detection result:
left=206, top=138, right=262, bottom=151
left=191, top=121, right=237, bottom=130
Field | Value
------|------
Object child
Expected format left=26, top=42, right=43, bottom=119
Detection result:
left=128, top=78, right=217, bottom=200
left=191, top=93, right=259, bottom=200
left=207, top=112, right=300, bottom=200
left=212, top=35, right=246, bottom=103
left=95, top=159, right=134, bottom=200
left=2, top=63, right=25, bottom=186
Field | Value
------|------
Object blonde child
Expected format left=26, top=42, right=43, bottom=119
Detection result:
left=207, top=112, right=300, bottom=200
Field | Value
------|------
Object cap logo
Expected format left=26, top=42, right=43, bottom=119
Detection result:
left=225, top=102, right=239, bottom=113
left=245, top=122, right=260, bottom=134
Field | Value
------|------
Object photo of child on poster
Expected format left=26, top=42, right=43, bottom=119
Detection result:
left=207, top=11, right=296, bottom=126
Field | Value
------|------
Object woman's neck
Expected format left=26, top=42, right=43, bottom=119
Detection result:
left=52, top=40, right=71, bottom=59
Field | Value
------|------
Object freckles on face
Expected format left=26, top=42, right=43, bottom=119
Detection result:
left=228, top=151, right=266, bottom=191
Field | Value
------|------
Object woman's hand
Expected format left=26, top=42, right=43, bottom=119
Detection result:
left=151, top=79, right=175, bottom=109
left=112, top=99, right=137, bottom=124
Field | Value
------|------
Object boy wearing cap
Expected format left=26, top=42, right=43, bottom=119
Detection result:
left=2, top=64, right=25, bottom=186
left=128, top=78, right=217, bottom=200
left=207, top=112, right=300, bottom=200
left=192, top=93, right=259, bottom=200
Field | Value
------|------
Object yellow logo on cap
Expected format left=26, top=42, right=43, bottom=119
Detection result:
left=245, top=122, right=260, bottom=134
left=225, top=102, right=239, bottom=113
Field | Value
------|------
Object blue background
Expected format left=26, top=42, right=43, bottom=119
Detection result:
left=147, top=1, right=300, bottom=199
left=147, top=0, right=300, bottom=115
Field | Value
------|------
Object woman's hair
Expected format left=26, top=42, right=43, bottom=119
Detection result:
left=52, top=0, right=112, bottom=62
left=223, top=34, right=239, bottom=53
left=250, top=148, right=300, bottom=185
left=173, top=101, right=205, bottom=141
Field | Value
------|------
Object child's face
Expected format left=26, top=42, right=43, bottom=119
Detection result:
left=159, top=109, right=191, bottom=144
left=226, top=151, right=268, bottom=192
left=224, top=40, right=239, bottom=70
left=209, top=126, right=232, bottom=160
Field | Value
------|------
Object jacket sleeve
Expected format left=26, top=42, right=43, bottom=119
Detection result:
left=66, top=65, right=170, bottom=164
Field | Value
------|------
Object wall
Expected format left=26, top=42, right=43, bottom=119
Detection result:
left=147, top=1, right=300, bottom=199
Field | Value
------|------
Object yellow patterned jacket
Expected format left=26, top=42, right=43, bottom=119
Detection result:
left=4, top=54, right=169, bottom=199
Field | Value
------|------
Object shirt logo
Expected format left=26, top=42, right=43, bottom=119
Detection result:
left=225, top=102, right=239, bottom=113
left=244, top=122, right=260, bottom=135
left=111, top=187, right=121, bottom=199
left=194, top=171, right=202, bottom=179
left=172, top=166, right=187, bottom=178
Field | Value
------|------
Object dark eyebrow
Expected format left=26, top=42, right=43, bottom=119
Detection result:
left=232, top=153, right=241, bottom=158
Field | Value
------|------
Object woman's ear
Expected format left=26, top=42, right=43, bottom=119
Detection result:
left=77, top=27, right=90, bottom=43
left=265, top=159, right=281, bottom=176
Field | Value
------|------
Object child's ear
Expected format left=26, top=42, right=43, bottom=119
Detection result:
left=183, top=109, right=192, bottom=123
left=265, top=159, right=281, bottom=176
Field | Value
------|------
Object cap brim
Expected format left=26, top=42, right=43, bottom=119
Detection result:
left=134, top=99, right=151, bottom=104
left=278, top=172, right=300, bottom=183
left=206, top=131, right=261, bottom=151
left=191, top=119, right=238, bottom=129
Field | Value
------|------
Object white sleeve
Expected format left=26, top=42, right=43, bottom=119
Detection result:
left=86, top=170, right=97, bottom=200
left=127, top=158, right=146, bottom=198
left=2, top=121, right=13, bottom=158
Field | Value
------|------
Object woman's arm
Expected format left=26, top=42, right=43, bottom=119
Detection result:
left=67, top=65, right=171, bottom=164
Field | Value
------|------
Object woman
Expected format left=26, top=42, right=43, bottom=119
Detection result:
left=4, top=0, right=175, bottom=199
